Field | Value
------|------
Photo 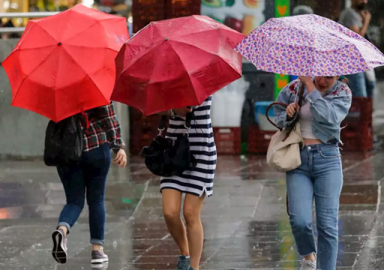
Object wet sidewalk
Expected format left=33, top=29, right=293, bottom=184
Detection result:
left=1, top=149, right=384, bottom=269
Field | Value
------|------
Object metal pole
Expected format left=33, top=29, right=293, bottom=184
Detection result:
left=0, top=27, right=25, bottom=33
left=0, top=12, right=59, bottom=18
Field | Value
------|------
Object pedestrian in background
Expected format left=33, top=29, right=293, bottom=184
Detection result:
left=339, top=0, right=372, bottom=97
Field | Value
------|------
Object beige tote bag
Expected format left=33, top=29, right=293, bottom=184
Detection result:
left=265, top=85, right=304, bottom=172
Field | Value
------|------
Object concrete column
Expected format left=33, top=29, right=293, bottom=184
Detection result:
left=0, top=39, right=48, bottom=159
left=114, top=102, right=130, bottom=152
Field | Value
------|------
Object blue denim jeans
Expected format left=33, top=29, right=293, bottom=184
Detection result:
left=286, top=144, right=343, bottom=270
left=345, top=73, right=367, bottom=97
left=57, top=143, right=111, bottom=245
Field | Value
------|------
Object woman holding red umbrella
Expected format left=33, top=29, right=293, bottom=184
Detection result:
left=159, top=98, right=216, bottom=270
left=51, top=103, right=128, bottom=265
left=1, top=4, right=130, bottom=266
left=111, top=15, right=245, bottom=270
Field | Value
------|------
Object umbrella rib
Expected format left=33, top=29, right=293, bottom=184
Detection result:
left=7, top=45, right=58, bottom=56
left=11, top=47, right=58, bottom=107
left=168, top=39, right=238, bottom=67
left=167, top=41, right=199, bottom=105
left=61, top=20, right=100, bottom=45
left=64, top=44, right=119, bottom=52
left=170, top=39, right=239, bottom=75
left=169, top=39, right=216, bottom=54
left=63, top=9, right=117, bottom=44
left=60, top=46, right=109, bottom=101
left=4, top=23, right=39, bottom=60
left=168, top=39, right=241, bottom=101
left=34, top=22, right=60, bottom=43
left=173, top=28, right=241, bottom=48
left=117, top=43, right=162, bottom=82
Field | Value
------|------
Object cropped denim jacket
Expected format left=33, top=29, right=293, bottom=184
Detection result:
left=274, top=79, right=352, bottom=144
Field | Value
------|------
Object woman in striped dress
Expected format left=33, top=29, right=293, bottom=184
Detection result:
left=160, top=96, right=217, bottom=270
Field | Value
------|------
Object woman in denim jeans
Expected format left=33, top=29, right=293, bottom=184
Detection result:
left=274, top=76, right=352, bottom=270
left=51, top=103, right=127, bottom=265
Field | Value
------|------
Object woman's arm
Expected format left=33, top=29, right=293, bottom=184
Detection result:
left=298, top=76, right=352, bottom=125
left=307, top=88, right=352, bottom=125
left=98, top=102, right=125, bottom=152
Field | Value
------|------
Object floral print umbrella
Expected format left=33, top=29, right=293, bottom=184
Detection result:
left=235, top=14, right=384, bottom=76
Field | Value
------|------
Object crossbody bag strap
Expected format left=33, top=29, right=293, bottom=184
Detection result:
left=157, top=115, right=167, bottom=136
left=157, top=109, right=194, bottom=137
left=185, top=111, right=193, bottom=129
left=184, top=109, right=194, bottom=135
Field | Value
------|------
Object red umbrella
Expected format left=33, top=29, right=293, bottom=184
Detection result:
left=111, top=15, right=244, bottom=116
left=2, top=4, right=129, bottom=122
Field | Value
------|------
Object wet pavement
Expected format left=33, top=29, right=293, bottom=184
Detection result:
left=1, top=149, right=384, bottom=269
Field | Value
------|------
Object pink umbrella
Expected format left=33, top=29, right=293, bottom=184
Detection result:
left=235, top=14, right=384, bottom=76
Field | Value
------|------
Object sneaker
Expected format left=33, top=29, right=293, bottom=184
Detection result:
left=176, top=255, right=190, bottom=270
left=91, top=250, right=109, bottom=264
left=52, top=228, right=68, bottom=264
left=92, top=263, right=109, bottom=269
left=300, top=259, right=317, bottom=270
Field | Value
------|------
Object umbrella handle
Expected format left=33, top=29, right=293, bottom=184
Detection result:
left=81, top=111, right=90, bottom=129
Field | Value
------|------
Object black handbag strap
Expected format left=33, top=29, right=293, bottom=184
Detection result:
left=185, top=111, right=193, bottom=129
left=266, top=83, right=305, bottom=131
left=157, top=110, right=194, bottom=136
left=265, top=83, right=305, bottom=142
left=159, top=115, right=167, bottom=131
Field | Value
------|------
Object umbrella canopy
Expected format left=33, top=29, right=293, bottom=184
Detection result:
left=235, top=14, right=384, bottom=76
left=2, top=4, right=129, bottom=122
left=111, top=15, right=244, bottom=116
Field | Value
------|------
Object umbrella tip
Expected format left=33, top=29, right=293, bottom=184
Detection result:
left=165, top=38, right=168, bottom=41
left=58, top=42, right=62, bottom=46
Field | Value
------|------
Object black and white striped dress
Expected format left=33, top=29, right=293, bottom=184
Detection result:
left=160, top=96, right=217, bottom=197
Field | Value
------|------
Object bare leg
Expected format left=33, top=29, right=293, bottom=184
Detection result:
left=183, top=194, right=205, bottom=270
left=92, top=244, right=102, bottom=251
left=162, top=189, right=189, bottom=256
left=304, top=253, right=316, bottom=262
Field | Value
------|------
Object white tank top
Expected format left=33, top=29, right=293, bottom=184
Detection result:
left=299, top=102, right=317, bottom=139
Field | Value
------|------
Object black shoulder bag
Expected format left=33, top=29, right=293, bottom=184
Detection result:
left=141, top=112, right=197, bottom=177
left=44, top=114, right=84, bottom=166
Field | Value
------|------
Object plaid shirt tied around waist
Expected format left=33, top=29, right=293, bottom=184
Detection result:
left=83, top=102, right=125, bottom=152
